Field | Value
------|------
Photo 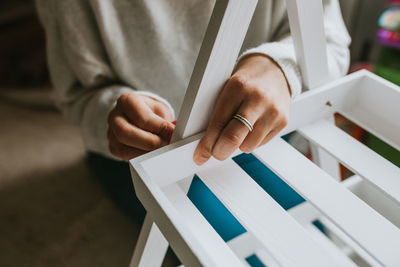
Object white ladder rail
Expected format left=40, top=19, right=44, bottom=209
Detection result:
left=172, top=0, right=259, bottom=140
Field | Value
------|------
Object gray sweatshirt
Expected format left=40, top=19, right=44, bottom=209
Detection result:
left=36, top=0, right=350, bottom=158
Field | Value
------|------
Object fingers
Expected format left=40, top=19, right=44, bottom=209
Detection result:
left=193, top=77, right=244, bottom=165
left=193, top=71, right=290, bottom=165
left=238, top=116, right=274, bottom=153
left=240, top=103, right=288, bottom=152
left=211, top=101, right=260, bottom=161
left=259, top=128, right=279, bottom=147
left=108, top=109, right=166, bottom=151
left=107, top=93, right=176, bottom=161
left=108, top=129, right=147, bottom=160
left=117, top=94, right=175, bottom=141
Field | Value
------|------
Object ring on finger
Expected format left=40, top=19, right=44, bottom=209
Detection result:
left=232, top=114, right=253, bottom=132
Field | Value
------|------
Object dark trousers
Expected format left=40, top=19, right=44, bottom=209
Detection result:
left=86, top=152, right=146, bottom=223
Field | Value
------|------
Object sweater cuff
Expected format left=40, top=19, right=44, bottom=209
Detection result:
left=80, top=86, right=135, bottom=160
left=238, top=42, right=303, bottom=98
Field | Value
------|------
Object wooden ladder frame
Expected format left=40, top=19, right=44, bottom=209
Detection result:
left=129, top=0, right=400, bottom=266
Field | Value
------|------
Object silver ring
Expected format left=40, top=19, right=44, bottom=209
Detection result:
left=233, top=114, right=253, bottom=132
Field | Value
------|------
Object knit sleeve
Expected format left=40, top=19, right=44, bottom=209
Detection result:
left=36, top=0, right=173, bottom=159
left=239, top=0, right=351, bottom=98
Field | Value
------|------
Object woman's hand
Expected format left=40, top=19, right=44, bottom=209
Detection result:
left=107, top=93, right=175, bottom=160
left=193, top=54, right=291, bottom=165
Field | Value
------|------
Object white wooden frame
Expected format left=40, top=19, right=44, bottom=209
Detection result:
left=129, top=0, right=400, bottom=266
left=131, top=71, right=400, bottom=266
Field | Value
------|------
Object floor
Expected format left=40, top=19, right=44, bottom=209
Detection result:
left=0, top=89, right=175, bottom=267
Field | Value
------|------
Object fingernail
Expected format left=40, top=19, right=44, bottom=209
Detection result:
left=194, top=154, right=209, bottom=166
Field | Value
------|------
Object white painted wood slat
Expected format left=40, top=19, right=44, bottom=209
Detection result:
left=254, top=249, right=281, bottom=267
left=305, top=224, right=358, bottom=267
left=254, top=138, right=400, bottom=267
left=299, top=119, right=400, bottom=204
left=129, top=216, right=168, bottom=267
left=197, top=159, right=347, bottom=267
left=226, top=232, right=259, bottom=261
left=163, top=184, right=244, bottom=267
left=318, top=217, right=382, bottom=267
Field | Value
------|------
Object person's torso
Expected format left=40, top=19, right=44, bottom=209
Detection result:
left=91, top=0, right=285, bottom=114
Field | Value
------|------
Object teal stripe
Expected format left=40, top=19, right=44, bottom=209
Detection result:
left=187, top=175, right=246, bottom=242
left=245, top=254, right=266, bottom=267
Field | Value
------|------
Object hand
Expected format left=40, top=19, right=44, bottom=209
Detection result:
left=193, top=54, right=291, bottom=165
left=107, top=93, right=175, bottom=160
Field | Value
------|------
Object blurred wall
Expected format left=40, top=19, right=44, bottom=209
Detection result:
left=340, top=0, right=387, bottom=63
left=0, top=0, right=48, bottom=89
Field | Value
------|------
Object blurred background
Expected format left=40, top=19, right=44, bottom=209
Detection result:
left=0, top=0, right=399, bottom=266
left=0, top=1, right=143, bottom=267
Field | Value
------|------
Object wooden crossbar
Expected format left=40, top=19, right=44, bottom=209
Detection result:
left=134, top=72, right=364, bottom=187
left=317, top=217, right=382, bottom=266
left=304, top=224, right=357, bottom=267
left=340, top=72, right=400, bottom=151
left=299, top=119, right=400, bottom=204
left=253, top=138, right=400, bottom=267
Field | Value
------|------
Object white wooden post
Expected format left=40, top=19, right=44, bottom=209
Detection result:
left=286, top=0, right=341, bottom=179
left=129, top=216, right=168, bottom=267
left=172, top=0, right=259, bottom=140
left=286, top=0, right=330, bottom=89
